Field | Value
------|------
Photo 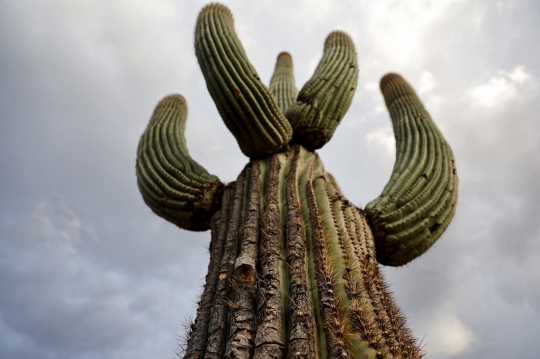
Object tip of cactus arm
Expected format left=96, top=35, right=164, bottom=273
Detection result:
left=379, top=73, right=428, bottom=112
left=324, top=31, right=356, bottom=51
left=379, top=73, right=408, bottom=91
left=276, top=52, right=293, bottom=69
left=380, top=72, right=403, bottom=82
left=198, top=3, right=233, bottom=22
left=154, top=94, right=186, bottom=110
left=379, top=73, right=418, bottom=103
left=148, top=94, right=187, bottom=126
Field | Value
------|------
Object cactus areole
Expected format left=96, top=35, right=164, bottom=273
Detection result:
left=135, top=3, right=458, bottom=359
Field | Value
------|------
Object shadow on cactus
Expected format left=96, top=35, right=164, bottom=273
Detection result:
left=136, top=3, right=458, bottom=359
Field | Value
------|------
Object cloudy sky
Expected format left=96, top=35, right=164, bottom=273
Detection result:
left=1, top=0, right=539, bottom=358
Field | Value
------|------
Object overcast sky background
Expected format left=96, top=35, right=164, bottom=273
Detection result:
left=1, top=0, right=539, bottom=358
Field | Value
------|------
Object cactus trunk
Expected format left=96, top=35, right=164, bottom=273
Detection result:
left=184, top=145, right=422, bottom=359
left=135, top=4, right=458, bottom=358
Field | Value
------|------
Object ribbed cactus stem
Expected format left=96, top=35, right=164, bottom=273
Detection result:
left=183, top=145, right=424, bottom=359
left=365, top=73, right=458, bottom=266
left=136, top=4, right=458, bottom=358
left=286, top=31, right=359, bottom=150
left=269, top=52, right=299, bottom=114
left=285, top=145, right=317, bottom=358
left=195, top=3, right=293, bottom=158
left=135, top=94, right=224, bottom=231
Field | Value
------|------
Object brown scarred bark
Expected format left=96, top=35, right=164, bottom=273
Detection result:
left=254, top=155, right=286, bottom=359
left=206, top=172, right=247, bottom=359
left=285, top=146, right=317, bottom=359
left=226, top=162, right=262, bottom=358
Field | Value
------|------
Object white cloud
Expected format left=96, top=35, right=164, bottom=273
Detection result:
left=418, top=70, right=436, bottom=94
left=301, top=0, right=332, bottom=21
left=363, top=0, right=466, bottom=69
left=364, top=81, right=379, bottom=93
left=3, top=0, right=540, bottom=358
left=508, top=66, right=531, bottom=84
left=366, top=126, right=395, bottom=160
left=496, top=0, right=515, bottom=14
left=427, top=313, right=476, bottom=356
left=467, top=66, right=535, bottom=107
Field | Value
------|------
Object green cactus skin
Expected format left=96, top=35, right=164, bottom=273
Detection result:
left=135, top=3, right=458, bottom=359
left=135, top=94, right=224, bottom=231
left=365, top=74, right=458, bottom=266
left=269, top=52, right=298, bottom=114
left=286, top=31, right=359, bottom=150
left=195, top=4, right=293, bottom=159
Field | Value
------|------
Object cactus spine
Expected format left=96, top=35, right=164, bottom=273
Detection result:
left=135, top=3, right=458, bottom=359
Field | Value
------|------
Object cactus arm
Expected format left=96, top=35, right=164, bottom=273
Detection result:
left=135, top=94, right=224, bottom=231
left=286, top=31, right=359, bottom=150
left=195, top=4, right=293, bottom=158
left=365, top=73, right=458, bottom=266
left=269, top=52, right=299, bottom=114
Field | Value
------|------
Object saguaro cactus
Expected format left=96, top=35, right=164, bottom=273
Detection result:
left=135, top=3, right=458, bottom=359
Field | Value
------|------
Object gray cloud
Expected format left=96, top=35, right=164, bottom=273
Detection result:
left=1, top=0, right=539, bottom=358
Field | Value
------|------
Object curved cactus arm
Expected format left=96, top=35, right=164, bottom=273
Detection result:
left=365, top=73, right=458, bottom=266
left=269, top=52, right=298, bottom=114
left=136, top=94, right=224, bottom=231
left=286, top=31, right=359, bottom=150
left=195, top=3, right=293, bottom=158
